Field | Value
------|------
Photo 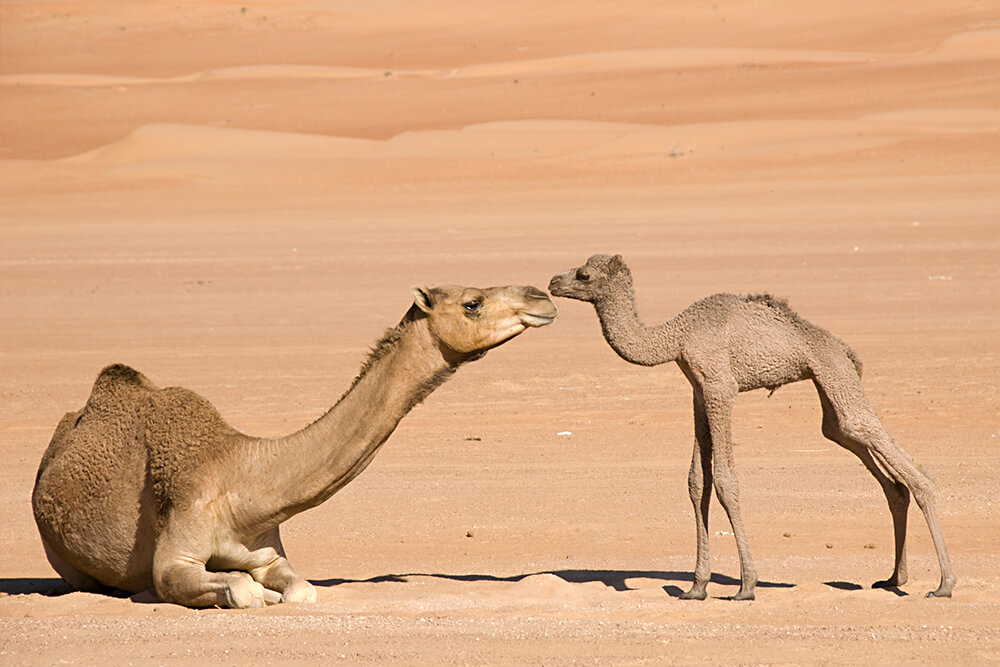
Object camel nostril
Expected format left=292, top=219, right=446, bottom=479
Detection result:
left=525, top=286, right=548, bottom=300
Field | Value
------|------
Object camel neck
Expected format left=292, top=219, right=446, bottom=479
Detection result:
left=593, top=283, right=681, bottom=367
left=248, top=313, right=455, bottom=528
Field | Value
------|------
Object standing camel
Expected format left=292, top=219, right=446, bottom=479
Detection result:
left=33, top=284, right=557, bottom=608
left=549, top=253, right=954, bottom=600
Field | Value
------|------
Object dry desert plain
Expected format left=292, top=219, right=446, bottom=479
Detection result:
left=1, top=1, right=999, bottom=664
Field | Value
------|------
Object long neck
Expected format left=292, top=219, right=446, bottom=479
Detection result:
left=239, top=310, right=456, bottom=528
left=593, top=275, right=681, bottom=367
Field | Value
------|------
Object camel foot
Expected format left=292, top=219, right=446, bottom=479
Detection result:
left=926, top=581, right=954, bottom=598
left=220, top=573, right=266, bottom=609
left=281, top=580, right=317, bottom=604
left=872, top=577, right=901, bottom=590
left=732, top=589, right=755, bottom=601
left=678, top=586, right=708, bottom=601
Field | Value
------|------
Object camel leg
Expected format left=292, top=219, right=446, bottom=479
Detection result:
left=247, top=528, right=317, bottom=603
left=814, top=372, right=956, bottom=597
left=817, top=383, right=910, bottom=588
left=703, top=383, right=757, bottom=601
left=154, top=555, right=268, bottom=608
left=679, top=397, right=714, bottom=600
left=152, top=518, right=271, bottom=608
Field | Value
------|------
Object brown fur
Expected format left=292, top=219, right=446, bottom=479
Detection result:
left=549, top=253, right=954, bottom=600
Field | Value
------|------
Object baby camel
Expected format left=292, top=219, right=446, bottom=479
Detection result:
left=33, top=284, right=556, bottom=608
left=549, top=254, right=954, bottom=600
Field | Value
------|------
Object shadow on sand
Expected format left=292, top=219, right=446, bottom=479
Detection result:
left=0, top=577, right=144, bottom=600
left=824, top=580, right=907, bottom=596
left=0, top=577, right=73, bottom=596
left=311, top=569, right=797, bottom=599
left=6, top=573, right=908, bottom=601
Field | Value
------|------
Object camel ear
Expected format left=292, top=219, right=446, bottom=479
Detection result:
left=609, top=254, right=625, bottom=273
left=411, top=286, right=435, bottom=314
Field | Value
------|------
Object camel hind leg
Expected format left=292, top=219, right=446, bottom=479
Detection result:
left=813, top=369, right=956, bottom=597
left=818, top=389, right=910, bottom=588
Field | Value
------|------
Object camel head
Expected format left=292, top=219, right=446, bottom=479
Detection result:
left=410, top=284, right=557, bottom=360
left=548, top=253, right=630, bottom=303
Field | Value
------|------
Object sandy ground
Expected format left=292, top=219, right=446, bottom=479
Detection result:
left=2, top=1, right=999, bottom=664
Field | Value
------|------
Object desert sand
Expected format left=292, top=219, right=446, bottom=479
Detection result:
left=1, top=1, right=999, bottom=664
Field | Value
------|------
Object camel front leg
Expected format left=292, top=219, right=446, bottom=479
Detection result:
left=680, top=399, right=714, bottom=600
left=704, top=385, right=757, bottom=601
left=154, top=554, right=268, bottom=608
left=153, top=520, right=275, bottom=608
left=247, top=528, right=316, bottom=603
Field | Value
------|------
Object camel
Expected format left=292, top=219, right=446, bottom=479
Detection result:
left=32, top=284, right=557, bottom=608
left=549, top=253, right=955, bottom=600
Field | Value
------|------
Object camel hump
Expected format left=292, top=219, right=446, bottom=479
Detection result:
left=744, top=293, right=801, bottom=322
left=95, top=363, right=157, bottom=390
left=741, top=293, right=863, bottom=379
left=80, top=364, right=159, bottom=415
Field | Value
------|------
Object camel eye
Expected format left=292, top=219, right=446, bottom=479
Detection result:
left=463, top=300, right=482, bottom=315
left=577, top=270, right=591, bottom=282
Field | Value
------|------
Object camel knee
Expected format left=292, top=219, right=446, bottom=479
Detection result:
left=687, top=468, right=704, bottom=502
left=827, top=412, right=879, bottom=447
left=153, top=562, right=197, bottom=606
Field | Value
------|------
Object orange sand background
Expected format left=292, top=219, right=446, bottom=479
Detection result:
left=1, top=2, right=999, bottom=663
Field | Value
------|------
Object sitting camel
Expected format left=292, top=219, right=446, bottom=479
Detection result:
left=549, top=253, right=955, bottom=600
left=32, top=284, right=557, bottom=608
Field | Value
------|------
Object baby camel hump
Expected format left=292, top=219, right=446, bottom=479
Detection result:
left=680, top=294, right=860, bottom=393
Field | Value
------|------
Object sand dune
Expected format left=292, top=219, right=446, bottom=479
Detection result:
left=49, top=109, right=998, bottom=180
left=3, top=28, right=996, bottom=91
left=923, top=29, right=1000, bottom=61
left=62, top=123, right=377, bottom=165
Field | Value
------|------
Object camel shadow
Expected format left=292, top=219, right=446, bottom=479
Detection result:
left=5, top=574, right=899, bottom=601
left=824, top=580, right=907, bottom=597
left=0, top=577, right=147, bottom=601
left=0, top=577, right=73, bottom=597
left=311, top=569, right=796, bottom=598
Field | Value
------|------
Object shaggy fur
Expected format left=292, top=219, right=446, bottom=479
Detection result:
left=549, top=253, right=955, bottom=600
